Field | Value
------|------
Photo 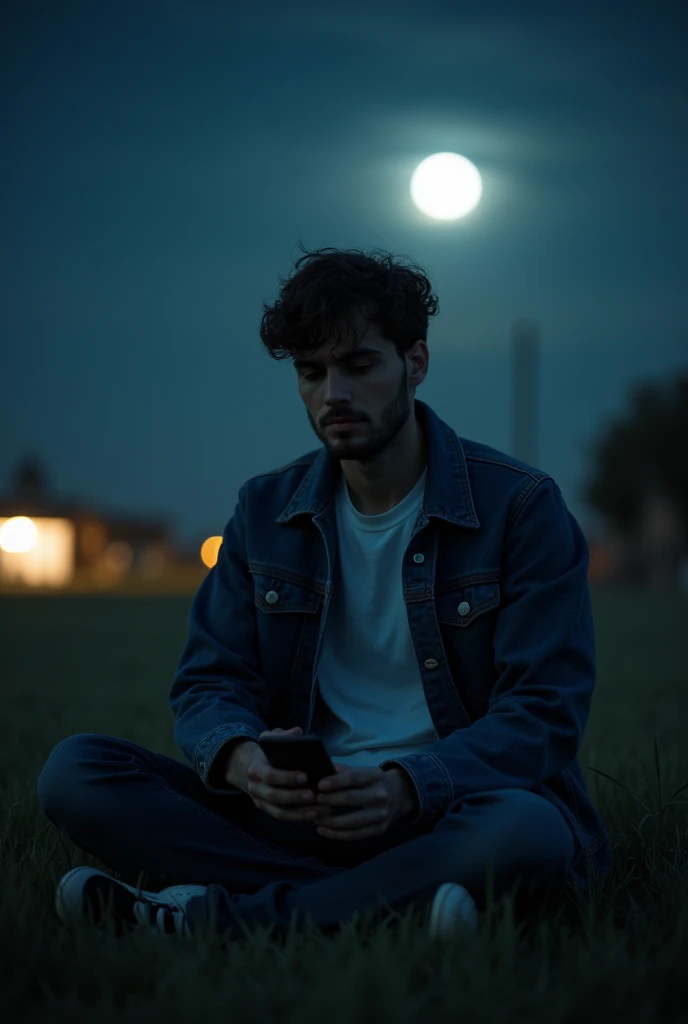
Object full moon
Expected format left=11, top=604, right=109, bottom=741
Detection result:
left=410, top=152, right=483, bottom=221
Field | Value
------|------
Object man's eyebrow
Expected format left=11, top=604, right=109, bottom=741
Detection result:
left=293, top=346, right=382, bottom=370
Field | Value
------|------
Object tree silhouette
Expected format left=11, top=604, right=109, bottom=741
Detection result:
left=581, top=369, right=688, bottom=544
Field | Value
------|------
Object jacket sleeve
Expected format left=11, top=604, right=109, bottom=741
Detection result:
left=379, top=477, right=596, bottom=824
left=169, top=483, right=270, bottom=795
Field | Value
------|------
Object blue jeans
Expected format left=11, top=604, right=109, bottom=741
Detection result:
left=37, top=733, right=578, bottom=940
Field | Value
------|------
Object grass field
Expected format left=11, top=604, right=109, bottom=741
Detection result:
left=2, top=587, right=687, bottom=1023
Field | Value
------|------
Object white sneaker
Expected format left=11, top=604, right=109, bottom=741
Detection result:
left=428, top=882, right=479, bottom=939
left=55, top=866, right=208, bottom=939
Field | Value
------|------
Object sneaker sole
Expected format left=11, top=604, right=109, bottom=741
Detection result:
left=55, top=866, right=162, bottom=933
left=428, top=881, right=478, bottom=939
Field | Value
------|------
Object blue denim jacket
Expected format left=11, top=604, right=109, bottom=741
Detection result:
left=170, top=398, right=612, bottom=890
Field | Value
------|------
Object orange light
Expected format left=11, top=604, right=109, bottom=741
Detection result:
left=0, top=516, right=75, bottom=586
left=201, top=536, right=223, bottom=568
left=0, top=516, right=38, bottom=553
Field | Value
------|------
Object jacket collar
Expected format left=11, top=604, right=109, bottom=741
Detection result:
left=276, top=399, right=480, bottom=530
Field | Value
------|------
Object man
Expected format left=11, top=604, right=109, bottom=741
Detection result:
left=37, top=246, right=611, bottom=942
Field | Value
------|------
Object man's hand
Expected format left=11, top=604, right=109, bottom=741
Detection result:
left=313, top=764, right=417, bottom=841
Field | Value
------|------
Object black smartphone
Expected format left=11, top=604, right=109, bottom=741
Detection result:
left=258, top=734, right=337, bottom=789
left=258, top=734, right=363, bottom=817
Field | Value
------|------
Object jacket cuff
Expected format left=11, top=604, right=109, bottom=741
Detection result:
left=195, top=725, right=262, bottom=795
left=379, top=752, right=452, bottom=823
left=379, top=759, right=424, bottom=824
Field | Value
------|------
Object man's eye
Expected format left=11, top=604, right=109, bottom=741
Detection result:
left=303, top=365, right=372, bottom=382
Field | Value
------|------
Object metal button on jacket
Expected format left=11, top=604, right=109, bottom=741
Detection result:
left=458, top=601, right=471, bottom=616
left=413, top=553, right=424, bottom=563
left=265, top=591, right=279, bottom=604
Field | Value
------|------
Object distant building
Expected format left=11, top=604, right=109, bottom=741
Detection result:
left=0, top=454, right=177, bottom=588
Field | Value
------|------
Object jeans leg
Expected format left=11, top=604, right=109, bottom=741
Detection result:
left=185, top=788, right=576, bottom=939
left=36, top=733, right=352, bottom=893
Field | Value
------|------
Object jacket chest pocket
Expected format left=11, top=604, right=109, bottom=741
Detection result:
left=251, top=571, right=324, bottom=694
left=435, top=579, right=500, bottom=627
left=253, top=573, right=323, bottom=616
left=434, top=578, right=500, bottom=704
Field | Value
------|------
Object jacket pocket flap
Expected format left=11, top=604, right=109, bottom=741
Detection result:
left=435, top=579, right=500, bottom=626
left=251, top=571, right=323, bottom=614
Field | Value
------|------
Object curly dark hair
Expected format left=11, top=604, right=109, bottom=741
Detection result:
left=259, top=242, right=440, bottom=364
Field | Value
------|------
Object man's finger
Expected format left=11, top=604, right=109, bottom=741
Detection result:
left=316, top=812, right=390, bottom=840
left=318, top=767, right=378, bottom=791
left=316, top=786, right=383, bottom=808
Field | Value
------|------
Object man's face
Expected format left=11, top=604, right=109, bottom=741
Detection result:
left=295, top=324, right=424, bottom=463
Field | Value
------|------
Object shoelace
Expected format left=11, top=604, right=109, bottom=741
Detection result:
left=133, top=898, right=190, bottom=937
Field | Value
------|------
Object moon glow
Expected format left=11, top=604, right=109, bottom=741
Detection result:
left=410, top=152, right=483, bottom=220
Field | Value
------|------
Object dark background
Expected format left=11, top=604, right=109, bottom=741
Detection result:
left=2, top=0, right=686, bottom=553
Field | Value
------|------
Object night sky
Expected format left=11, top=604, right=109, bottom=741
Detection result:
left=2, top=0, right=686, bottom=554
